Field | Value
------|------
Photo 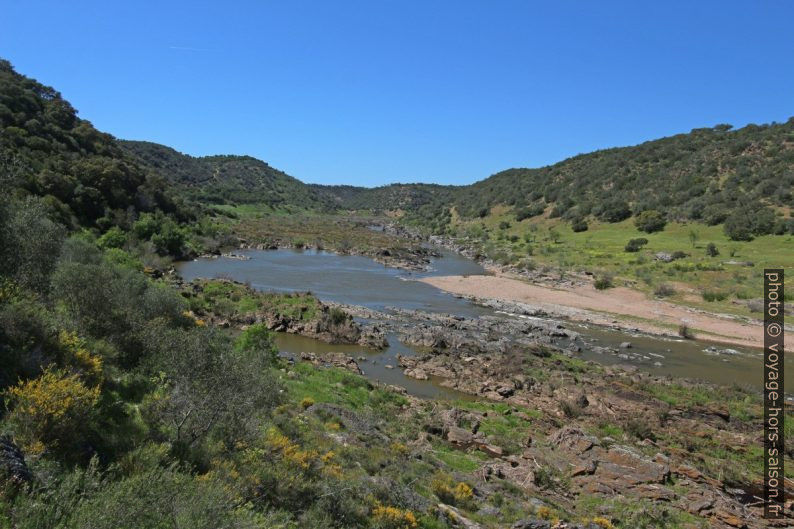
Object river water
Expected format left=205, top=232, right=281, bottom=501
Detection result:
left=177, top=248, right=792, bottom=394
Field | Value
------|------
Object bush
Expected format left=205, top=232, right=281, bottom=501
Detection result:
left=624, top=238, right=648, bottom=252
left=498, top=221, right=511, bottom=230
left=97, top=226, right=127, bottom=249
left=515, top=203, right=545, bottom=221
left=234, top=323, right=277, bottom=363
left=634, top=210, right=666, bottom=233
left=705, top=242, right=719, bottom=257
left=678, top=324, right=693, bottom=339
left=597, top=199, right=631, bottom=223
left=328, top=307, right=349, bottom=326
left=571, top=218, right=588, bottom=232
left=6, top=367, right=100, bottom=454
left=560, top=399, right=582, bottom=418
left=654, top=283, right=676, bottom=297
left=594, top=276, right=613, bottom=290
left=702, top=290, right=728, bottom=302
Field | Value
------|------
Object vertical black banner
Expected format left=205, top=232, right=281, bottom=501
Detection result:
left=764, top=269, right=784, bottom=519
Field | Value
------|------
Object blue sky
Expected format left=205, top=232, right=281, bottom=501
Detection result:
left=2, top=1, right=793, bottom=186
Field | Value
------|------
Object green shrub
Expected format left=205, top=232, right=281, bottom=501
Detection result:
left=702, top=290, right=728, bottom=302
left=705, top=242, right=719, bottom=257
left=97, top=226, right=127, bottom=249
left=594, top=276, right=614, bottom=290
left=654, top=283, right=676, bottom=297
left=634, top=210, right=666, bottom=233
left=624, top=238, right=649, bottom=252
left=571, top=218, right=588, bottom=232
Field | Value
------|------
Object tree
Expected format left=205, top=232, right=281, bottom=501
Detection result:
left=723, top=212, right=754, bottom=241
left=597, top=199, right=631, bottom=223
left=688, top=229, right=699, bottom=247
left=705, top=242, right=719, bottom=257
left=634, top=210, right=666, bottom=233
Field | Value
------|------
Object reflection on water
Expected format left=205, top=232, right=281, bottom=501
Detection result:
left=177, top=249, right=792, bottom=393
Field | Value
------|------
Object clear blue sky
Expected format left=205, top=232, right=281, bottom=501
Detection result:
left=2, top=1, right=792, bottom=186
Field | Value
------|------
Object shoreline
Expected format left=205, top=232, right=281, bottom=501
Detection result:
left=419, top=272, right=793, bottom=353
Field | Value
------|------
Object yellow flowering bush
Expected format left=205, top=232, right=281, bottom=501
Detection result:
left=430, top=474, right=475, bottom=507
left=264, top=428, right=317, bottom=470
left=6, top=366, right=100, bottom=452
left=58, top=330, right=103, bottom=386
left=372, top=502, right=418, bottom=529
left=591, top=517, right=614, bottom=529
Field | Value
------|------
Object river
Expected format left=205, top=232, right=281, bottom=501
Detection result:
left=177, top=248, right=792, bottom=394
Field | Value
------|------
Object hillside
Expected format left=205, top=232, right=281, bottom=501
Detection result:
left=0, top=60, right=194, bottom=230
left=126, top=119, right=794, bottom=241
left=450, top=121, right=794, bottom=239
left=121, top=140, right=333, bottom=210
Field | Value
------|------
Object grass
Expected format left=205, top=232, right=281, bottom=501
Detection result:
left=283, top=362, right=409, bottom=413
left=446, top=209, right=794, bottom=322
left=187, top=279, right=321, bottom=321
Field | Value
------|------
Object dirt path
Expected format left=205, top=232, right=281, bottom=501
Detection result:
left=420, top=274, right=789, bottom=351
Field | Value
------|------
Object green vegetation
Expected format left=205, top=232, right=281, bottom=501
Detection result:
left=2, top=57, right=792, bottom=528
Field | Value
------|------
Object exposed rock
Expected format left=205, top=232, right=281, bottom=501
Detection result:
left=0, top=436, right=31, bottom=487
left=299, top=352, right=362, bottom=374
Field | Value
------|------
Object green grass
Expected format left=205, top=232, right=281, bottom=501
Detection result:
left=188, top=279, right=320, bottom=321
left=430, top=442, right=489, bottom=472
left=448, top=208, right=794, bottom=322
left=283, top=362, right=408, bottom=411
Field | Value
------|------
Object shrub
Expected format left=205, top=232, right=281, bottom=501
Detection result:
left=678, top=324, right=693, bottom=339
left=515, top=203, right=545, bottom=221
left=702, top=290, right=728, bottom=302
left=234, top=323, right=277, bottom=363
left=571, top=218, right=588, bottom=232
left=301, top=397, right=316, bottom=409
left=705, top=242, right=719, bottom=257
left=653, top=283, right=676, bottom=297
left=723, top=211, right=753, bottom=241
left=624, top=238, right=649, bottom=252
left=634, top=210, right=666, bottom=233
left=372, top=503, right=418, bottom=529
left=597, top=199, right=631, bottom=223
left=97, top=226, right=127, bottom=249
left=498, top=221, right=511, bottom=230
left=624, top=419, right=656, bottom=441
left=6, top=367, right=100, bottom=454
left=594, top=276, right=613, bottom=290
left=560, top=399, right=582, bottom=418
left=328, top=307, right=349, bottom=326
left=430, top=475, right=475, bottom=508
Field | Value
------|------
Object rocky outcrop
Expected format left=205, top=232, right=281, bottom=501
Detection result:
left=0, top=436, right=31, bottom=488
left=298, top=352, right=362, bottom=374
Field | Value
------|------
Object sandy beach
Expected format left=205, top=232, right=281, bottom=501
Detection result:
left=420, top=273, right=788, bottom=351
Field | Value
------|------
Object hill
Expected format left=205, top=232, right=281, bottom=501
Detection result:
left=120, top=140, right=334, bottom=210
left=449, top=121, right=794, bottom=239
left=0, top=60, right=194, bottom=230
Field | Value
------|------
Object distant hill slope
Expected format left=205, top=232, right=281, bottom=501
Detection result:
left=452, top=121, right=794, bottom=234
left=122, top=139, right=459, bottom=224
left=120, top=140, right=333, bottom=210
left=0, top=60, right=193, bottom=229
left=6, top=56, right=791, bottom=240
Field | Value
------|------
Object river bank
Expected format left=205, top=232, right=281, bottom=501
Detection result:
left=420, top=273, right=791, bottom=352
